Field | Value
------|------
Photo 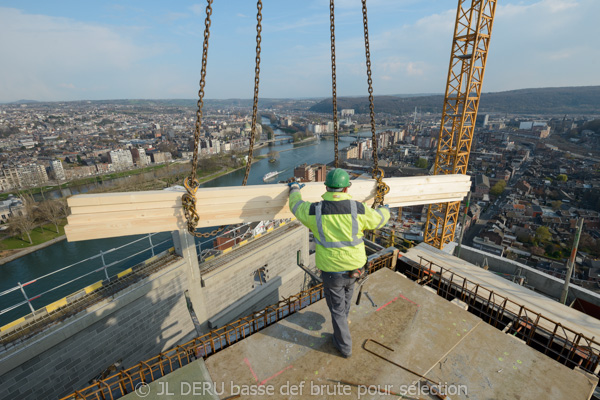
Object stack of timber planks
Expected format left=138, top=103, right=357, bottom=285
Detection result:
left=65, top=174, right=471, bottom=241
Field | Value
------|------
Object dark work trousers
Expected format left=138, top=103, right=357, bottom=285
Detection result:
left=321, top=271, right=357, bottom=356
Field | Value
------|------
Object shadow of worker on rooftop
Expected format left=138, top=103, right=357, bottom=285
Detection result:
left=260, top=309, right=341, bottom=357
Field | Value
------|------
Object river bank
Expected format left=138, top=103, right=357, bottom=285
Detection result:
left=0, top=136, right=317, bottom=201
left=197, top=165, right=245, bottom=185
left=0, top=136, right=320, bottom=264
left=0, top=163, right=172, bottom=201
left=0, top=160, right=256, bottom=265
left=0, top=235, right=66, bottom=266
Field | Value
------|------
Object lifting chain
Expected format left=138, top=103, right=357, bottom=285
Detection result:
left=361, top=0, right=389, bottom=208
left=330, top=0, right=339, bottom=168
left=183, top=0, right=263, bottom=238
left=242, top=0, right=263, bottom=186
left=182, top=0, right=224, bottom=238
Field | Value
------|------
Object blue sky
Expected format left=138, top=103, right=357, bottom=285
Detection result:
left=0, top=0, right=598, bottom=102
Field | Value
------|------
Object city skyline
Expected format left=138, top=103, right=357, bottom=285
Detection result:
left=0, top=0, right=599, bottom=103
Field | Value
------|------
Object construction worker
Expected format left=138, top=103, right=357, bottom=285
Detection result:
left=288, top=168, right=390, bottom=358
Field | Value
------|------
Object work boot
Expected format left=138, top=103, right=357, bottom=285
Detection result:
left=332, top=335, right=351, bottom=359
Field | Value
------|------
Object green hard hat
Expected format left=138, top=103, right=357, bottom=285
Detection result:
left=325, top=168, right=351, bottom=188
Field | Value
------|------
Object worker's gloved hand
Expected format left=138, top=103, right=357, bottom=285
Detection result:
left=288, top=182, right=305, bottom=192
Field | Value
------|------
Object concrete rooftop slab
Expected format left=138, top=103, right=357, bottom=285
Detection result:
left=402, top=243, right=600, bottom=341
left=205, top=268, right=596, bottom=399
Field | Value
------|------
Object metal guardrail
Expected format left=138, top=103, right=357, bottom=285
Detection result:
left=59, top=251, right=397, bottom=400
left=196, top=219, right=294, bottom=265
left=0, top=249, right=179, bottom=346
left=365, top=229, right=416, bottom=252
left=1, top=220, right=291, bottom=331
left=196, top=222, right=253, bottom=262
left=0, top=233, right=172, bottom=329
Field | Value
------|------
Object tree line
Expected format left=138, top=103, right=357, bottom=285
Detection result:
left=7, top=196, right=69, bottom=245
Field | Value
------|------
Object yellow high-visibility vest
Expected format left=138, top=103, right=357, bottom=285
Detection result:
left=289, top=189, right=390, bottom=272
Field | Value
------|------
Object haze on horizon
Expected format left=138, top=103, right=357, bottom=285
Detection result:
left=0, top=0, right=599, bottom=103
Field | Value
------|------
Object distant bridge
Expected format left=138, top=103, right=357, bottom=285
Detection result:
left=260, top=136, right=293, bottom=145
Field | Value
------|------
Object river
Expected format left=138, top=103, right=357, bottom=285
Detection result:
left=0, top=126, right=370, bottom=326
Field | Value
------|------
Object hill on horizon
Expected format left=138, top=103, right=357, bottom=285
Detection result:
left=3, top=86, right=598, bottom=115
left=309, top=86, right=600, bottom=115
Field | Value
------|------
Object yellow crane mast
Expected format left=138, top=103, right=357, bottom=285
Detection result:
left=424, top=0, right=497, bottom=248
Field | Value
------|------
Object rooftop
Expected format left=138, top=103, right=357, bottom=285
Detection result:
left=125, top=267, right=596, bottom=399
left=402, top=243, right=600, bottom=341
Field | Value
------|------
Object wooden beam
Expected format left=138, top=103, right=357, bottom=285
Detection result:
left=65, top=174, right=471, bottom=242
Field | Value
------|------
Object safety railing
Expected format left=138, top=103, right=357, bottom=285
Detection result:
left=197, top=219, right=294, bottom=266
left=0, top=232, right=173, bottom=328
left=400, top=255, right=600, bottom=380
left=196, top=222, right=253, bottom=261
left=59, top=250, right=397, bottom=400
left=365, top=228, right=416, bottom=252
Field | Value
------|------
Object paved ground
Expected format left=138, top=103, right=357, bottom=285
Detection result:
left=204, top=268, right=597, bottom=400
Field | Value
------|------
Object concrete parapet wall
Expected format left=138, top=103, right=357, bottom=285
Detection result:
left=0, top=259, right=196, bottom=400
left=201, top=221, right=310, bottom=328
left=0, top=223, right=312, bottom=400
left=457, top=245, right=600, bottom=306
